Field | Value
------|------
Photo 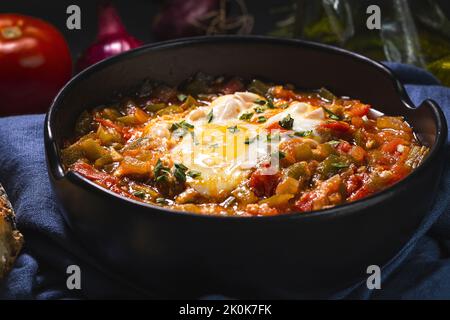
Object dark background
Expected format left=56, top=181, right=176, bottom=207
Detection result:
left=1, top=0, right=449, bottom=62
left=0, top=0, right=291, bottom=60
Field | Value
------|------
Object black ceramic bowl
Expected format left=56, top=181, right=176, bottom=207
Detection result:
left=45, top=36, right=447, bottom=298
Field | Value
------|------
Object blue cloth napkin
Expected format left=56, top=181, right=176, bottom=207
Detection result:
left=0, top=63, right=449, bottom=299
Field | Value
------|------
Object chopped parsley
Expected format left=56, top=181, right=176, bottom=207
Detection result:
left=207, top=109, right=214, bottom=123
left=174, top=163, right=188, bottom=171
left=170, top=120, right=194, bottom=132
left=279, top=114, right=294, bottom=129
left=244, top=136, right=256, bottom=144
left=265, top=96, right=275, bottom=109
left=254, top=105, right=267, bottom=113
left=257, top=116, right=267, bottom=123
left=154, top=159, right=170, bottom=182
left=227, top=125, right=239, bottom=133
left=239, top=112, right=254, bottom=121
left=254, top=99, right=266, bottom=105
left=156, top=198, right=169, bottom=205
left=187, top=170, right=201, bottom=179
left=266, top=132, right=280, bottom=142
left=170, top=120, right=194, bottom=138
left=322, top=107, right=340, bottom=120
left=294, top=130, right=313, bottom=137
left=132, top=191, right=146, bottom=199
left=174, top=163, right=188, bottom=183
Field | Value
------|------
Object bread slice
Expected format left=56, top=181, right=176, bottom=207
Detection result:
left=0, top=184, right=23, bottom=281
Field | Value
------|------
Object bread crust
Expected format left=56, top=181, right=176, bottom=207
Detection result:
left=0, top=184, right=23, bottom=281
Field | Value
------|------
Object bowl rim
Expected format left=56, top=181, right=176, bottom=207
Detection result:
left=45, top=35, right=448, bottom=221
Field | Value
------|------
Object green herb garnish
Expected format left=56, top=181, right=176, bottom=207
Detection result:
left=227, top=125, right=239, bottom=133
left=257, top=116, right=267, bottom=123
left=254, top=105, right=267, bottom=113
left=187, top=170, right=201, bottom=179
left=207, top=109, right=214, bottom=123
left=322, top=107, right=340, bottom=120
left=156, top=198, right=169, bottom=205
left=266, top=132, right=280, bottom=142
left=239, top=112, right=254, bottom=121
left=170, top=120, right=194, bottom=138
left=174, top=163, right=187, bottom=183
left=132, top=191, right=146, bottom=199
left=266, top=96, right=275, bottom=109
left=294, top=130, right=313, bottom=137
left=244, top=137, right=256, bottom=144
left=154, top=159, right=170, bottom=182
left=254, top=99, right=266, bottom=105
left=170, top=120, right=194, bottom=131
left=279, top=114, right=294, bottom=129
left=174, top=163, right=188, bottom=171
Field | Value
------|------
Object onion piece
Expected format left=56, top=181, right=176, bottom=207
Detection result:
left=76, top=1, right=143, bottom=72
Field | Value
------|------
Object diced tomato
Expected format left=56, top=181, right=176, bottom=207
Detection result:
left=347, top=185, right=373, bottom=202
left=245, top=203, right=279, bottom=216
left=110, top=185, right=141, bottom=200
left=389, top=163, right=410, bottom=183
left=249, top=168, right=281, bottom=197
left=122, top=128, right=135, bottom=141
left=381, top=138, right=408, bottom=154
left=95, top=118, right=123, bottom=133
left=294, top=175, right=342, bottom=212
left=345, top=174, right=363, bottom=195
left=297, top=96, right=323, bottom=106
left=270, top=86, right=297, bottom=100
left=266, top=122, right=285, bottom=131
left=348, top=103, right=370, bottom=117
left=351, top=116, right=364, bottom=128
left=337, top=141, right=352, bottom=153
left=319, top=121, right=351, bottom=133
left=294, top=192, right=315, bottom=212
left=72, top=161, right=142, bottom=200
left=349, top=145, right=367, bottom=162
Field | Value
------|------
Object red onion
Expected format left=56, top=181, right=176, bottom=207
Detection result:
left=152, top=0, right=220, bottom=40
left=76, top=1, right=143, bottom=72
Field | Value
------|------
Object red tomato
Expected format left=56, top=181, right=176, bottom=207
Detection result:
left=319, top=121, right=351, bottom=132
left=249, top=167, right=281, bottom=197
left=337, top=141, right=352, bottom=153
left=347, top=103, right=370, bottom=117
left=0, top=14, right=72, bottom=116
left=72, top=161, right=118, bottom=186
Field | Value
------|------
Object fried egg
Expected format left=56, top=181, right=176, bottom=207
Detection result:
left=169, top=92, right=325, bottom=200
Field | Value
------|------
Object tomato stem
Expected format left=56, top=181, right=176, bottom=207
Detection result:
left=1, top=26, right=22, bottom=40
